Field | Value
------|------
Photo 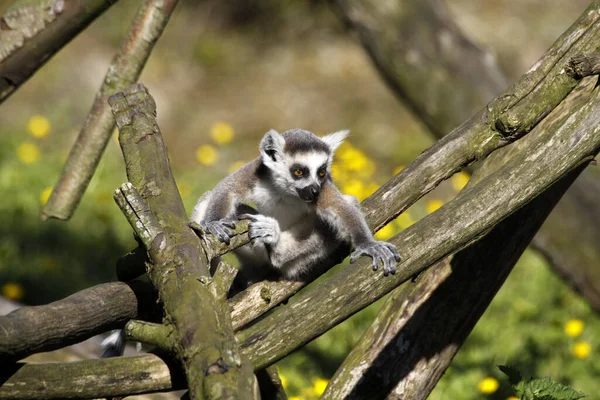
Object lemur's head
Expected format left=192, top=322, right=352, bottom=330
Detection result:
left=259, top=128, right=348, bottom=203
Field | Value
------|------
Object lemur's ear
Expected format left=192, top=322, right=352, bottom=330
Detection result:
left=321, top=130, right=349, bottom=153
left=260, top=129, right=285, bottom=163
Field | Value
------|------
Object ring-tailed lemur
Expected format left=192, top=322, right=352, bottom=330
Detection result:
left=102, top=128, right=400, bottom=357
left=191, top=128, right=400, bottom=288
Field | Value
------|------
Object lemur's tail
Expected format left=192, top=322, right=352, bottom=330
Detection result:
left=101, top=329, right=125, bottom=358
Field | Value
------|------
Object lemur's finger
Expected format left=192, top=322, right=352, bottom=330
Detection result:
left=383, top=242, right=402, bottom=261
left=238, top=213, right=258, bottom=221
left=222, top=220, right=237, bottom=229
left=349, top=250, right=365, bottom=264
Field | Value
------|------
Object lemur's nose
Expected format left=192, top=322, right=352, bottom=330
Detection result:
left=298, top=183, right=320, bottom=202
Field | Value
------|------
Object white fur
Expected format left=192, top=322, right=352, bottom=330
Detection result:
left=321, top=130, right=349, bottom=153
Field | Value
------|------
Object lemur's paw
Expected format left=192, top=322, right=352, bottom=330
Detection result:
left=350, top=241, right=401, bottom=276
left=239, top=214, right=280, bottom=245
left=189, top=219, right=237, bottom=245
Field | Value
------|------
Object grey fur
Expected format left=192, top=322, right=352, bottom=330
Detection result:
left=190, top=128, right=400, bottom=289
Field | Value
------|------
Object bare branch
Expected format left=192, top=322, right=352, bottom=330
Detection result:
left=0, top=280, right=156, bottom=362
left=0, top=0, right=118, bottom=103
left=0, top=354, right=185, bottom=399
left=41, top=0, right=179, bottom=221
left=125, top=320, right=174, bottom=350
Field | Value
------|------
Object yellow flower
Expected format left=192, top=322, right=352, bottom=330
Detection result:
left=564, top=319, right=584, bottom=337
left=395, top=212, right=416, bottom=230
left=426, top=199, right=444, bottom=214
left=342, top=180, right=365, bottom=201
left=452, top=171, right=470, bottom=192
left=17, top=142, right=41, bottom=164
left=312, top=377, right=329, bottom=396
left=210, top=122, right=234, bottom=146
left=2, top=282, right=24, bottom=301
left=572, top=341, right=591, bottom=359
left=40, top=187, right=53, bottom=205
left=507, top=397, right=519, bottom=400
left=228, top=160, right=246, bottom=174
left=288, top=397, right=302, bottom=400
left=27, top=115, right=51, bottom=138
left=393, top=165, right=405, bottom=175
left=375, top=223, right=396, bottom=241
left=279, top=374, right=288, bottom=389
left=477, top=377, right=499, bottom=394
left=331, top=163, right=347, bottom=183
left=196, top=144, right=219, bottom=166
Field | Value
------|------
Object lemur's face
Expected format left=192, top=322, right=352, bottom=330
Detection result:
left=287, top=151, right=330, bottom=203
left=259, top=128, right=348, bottom=203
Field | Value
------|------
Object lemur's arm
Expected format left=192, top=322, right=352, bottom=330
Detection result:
left=190, top=159, right=259, bottom=244
left=238, top=213, right=335, bottom=279
left=317, top=181, right=401, bottom=275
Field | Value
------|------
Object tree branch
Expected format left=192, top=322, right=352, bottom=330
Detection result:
left=41, top=0, right=179, bottom=221
left=334, top=0, right=600, bottom=313
left=0, top=0, right=118, bottom=103
left=0, top=280, right=157, bottom=362
left=108, top=83, right=255, bottom=399
left=236, top=77, right=600, bottom=370
left=322, top=75, right=598, bottom=399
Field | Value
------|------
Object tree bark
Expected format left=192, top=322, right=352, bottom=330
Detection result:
left=0, top=0, right=118, bottom=103
left=108, top=84, right=255, bottom=399
left=42, top=0, right=179, bottom=221
left=332, top=0, right=600, bottom=312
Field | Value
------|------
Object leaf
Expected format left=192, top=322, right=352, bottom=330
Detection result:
left=499, top=365, right=523, bottom=386
left=525, top=377, right=587, bottom=400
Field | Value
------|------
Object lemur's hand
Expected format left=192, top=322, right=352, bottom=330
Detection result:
left=239, top=214, right=281, bottom=245
left=189, top=219, right=237, bottom=245
left=350, top=241, right=401, bottom=276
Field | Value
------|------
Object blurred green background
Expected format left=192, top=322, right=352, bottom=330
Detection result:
left=0, top=1, right=598, bottom=399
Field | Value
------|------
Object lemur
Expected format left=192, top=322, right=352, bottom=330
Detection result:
left=102, top=128, right=400, bottom=357
left=190, top=128, right=400, bottom=289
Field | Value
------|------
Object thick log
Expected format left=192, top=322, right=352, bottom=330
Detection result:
left=0, top=0, right=117, bottom=103
left=0, top=280, right=156, bottom=362
left=42, top=0, right=179, bottom=221
left=109, top=84, right=255, bottom=399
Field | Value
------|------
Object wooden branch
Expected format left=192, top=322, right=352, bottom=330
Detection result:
left=0, top=0, right=117, bottom=103
left=335, top=0, right=600, bottom=313
left=0, top=280, right=156, bottom=362
left=566, top=52, right=600, bottom=79
left=236, top=77, right=600, bottom=370
left=41, top=0, right=179, bottom=221
left=0, top=354, right=185, bottom=399
left=125, top=320, right=174, bottom=350
left=109, top=84, right=255, bottom=399
left=322, top=76, right=598, bottom=399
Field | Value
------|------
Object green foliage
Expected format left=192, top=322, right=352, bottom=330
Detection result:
left=499, top=365, right=586, bottom=400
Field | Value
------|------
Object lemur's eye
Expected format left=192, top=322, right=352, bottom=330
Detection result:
left=318, top=169, right=326, bottom=178
left=293, top=169, right=303, bottom=177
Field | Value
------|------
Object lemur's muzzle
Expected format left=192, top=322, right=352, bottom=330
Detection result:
left=297, top=183, right=320, bottom=203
